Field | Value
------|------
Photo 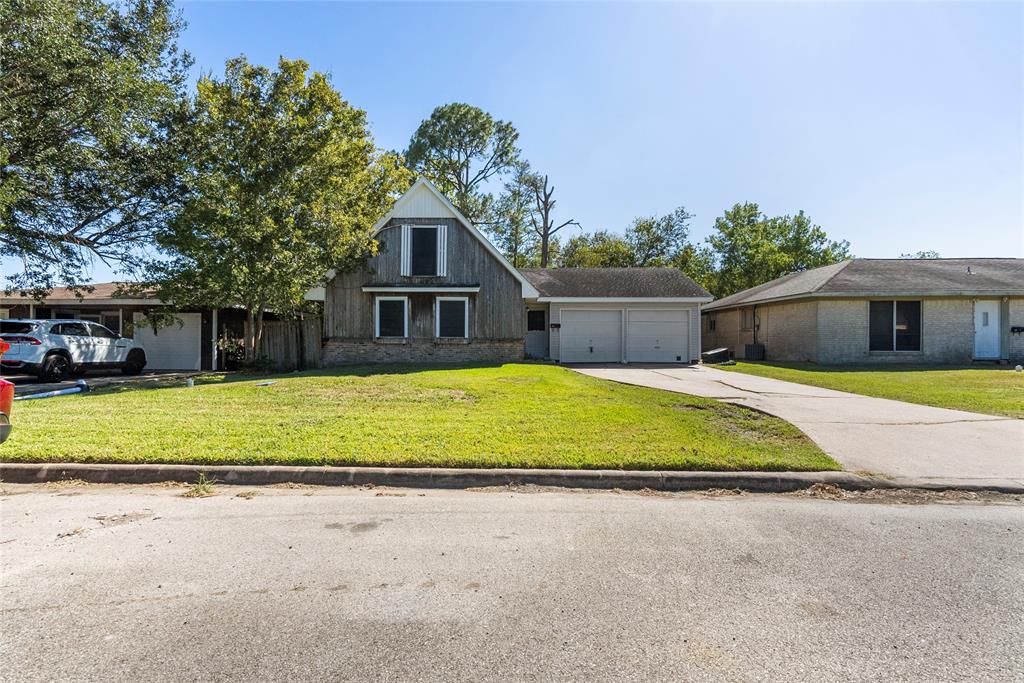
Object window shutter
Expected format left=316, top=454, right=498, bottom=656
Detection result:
left=400, top=225, right=411, bottom=276
left=436, top=224, right=447, bottom=276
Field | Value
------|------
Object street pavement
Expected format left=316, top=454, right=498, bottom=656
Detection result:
left=1, top=482, right=1021, bottom=682
left=574, top=365, right=1024, bottom=484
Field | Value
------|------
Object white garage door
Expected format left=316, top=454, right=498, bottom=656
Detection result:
left=132, top=312, right=202, bottom=370
left=559, top=309, right=622, bottom=363
left=626, top=309, right=689, bottom=363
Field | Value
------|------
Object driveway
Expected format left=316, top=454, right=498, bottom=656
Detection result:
left=574, top=365, right=1024, bottom=484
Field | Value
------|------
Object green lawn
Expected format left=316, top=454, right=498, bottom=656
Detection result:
left=3, top=364, right=836, bottom=471
left=718, top=362, right=1024, bottom=419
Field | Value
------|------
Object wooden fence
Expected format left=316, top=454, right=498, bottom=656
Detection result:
left=248, top=317, right=322, bottom=371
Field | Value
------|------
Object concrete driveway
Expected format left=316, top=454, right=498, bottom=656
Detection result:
left=574, top=365, right=1024, bottom=485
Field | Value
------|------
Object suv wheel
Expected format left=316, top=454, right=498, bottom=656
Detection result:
left=122, top=350, right=146, bottom=376
left=40, top=354, right=71, bottom=383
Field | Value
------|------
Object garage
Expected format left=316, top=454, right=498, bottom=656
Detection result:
left=559, top=309, right=623, bottom=363
left=626, top=309, right=689, bottom=363
left=132, top=312, right=202, bottom=370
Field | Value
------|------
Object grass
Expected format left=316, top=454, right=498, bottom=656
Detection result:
left=717, top=361, right=1024, bottom=419
left=2, top=363, right=836, bottom=472
left=181, top=472, right=217, bottom=498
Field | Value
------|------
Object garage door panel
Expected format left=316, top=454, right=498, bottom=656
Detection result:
left=132, top=312, right=202, bottom=370
left=626, top=309, right=688, bottom=363
left=560, top=310, right=621, bottom=363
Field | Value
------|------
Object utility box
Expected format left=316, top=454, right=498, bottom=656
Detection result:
left=744, top=343, right=765, bottom=361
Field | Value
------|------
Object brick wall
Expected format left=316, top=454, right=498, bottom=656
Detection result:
left=701, top=309, right=752, bottom=358
left=1008, top=298, right=1024, bottom=364
left=760, top=301, right=818, bottom=361
left=817, top=298, right=976, bottom=364
left=322, top=338, right=524, bottom=365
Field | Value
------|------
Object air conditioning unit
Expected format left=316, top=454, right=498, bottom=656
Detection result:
left=744, top=343, right=765, bottom=361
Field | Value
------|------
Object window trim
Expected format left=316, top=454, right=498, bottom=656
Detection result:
left=869, top=299, right=922, bottom=353
left=374, top=296, right=408, bottom=338
left=435, top=296, right=469, bottom=339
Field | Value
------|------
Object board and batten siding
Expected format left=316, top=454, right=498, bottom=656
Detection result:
left=549, top=301, right=702, bottom=363
left=324, top=217, right=525, bottom=341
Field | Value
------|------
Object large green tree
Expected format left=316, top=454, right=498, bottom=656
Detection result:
left=558, top=231, right=634, bottom=268
left=152, top=56, right=411, bottom=360
left=404, top=103, right=520, bottom=223
left=488, top=163, right=540, bottom=268
left=707, top=203, right=850, bottom=297
left=0, top=0, right=191, bottom=291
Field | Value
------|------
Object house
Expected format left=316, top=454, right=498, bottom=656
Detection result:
left=701, top=258, right=1024, bottom=364
left=0, top=285, right=316, bottom=371
left=322, top=178, right=712, bottom=365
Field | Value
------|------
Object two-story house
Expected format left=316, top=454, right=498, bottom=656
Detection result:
left=322, top=178, right=712, bottom=365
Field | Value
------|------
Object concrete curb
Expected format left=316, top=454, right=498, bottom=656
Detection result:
left=2, top=463, right=1021, bottom=494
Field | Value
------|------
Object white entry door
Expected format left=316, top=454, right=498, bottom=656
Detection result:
left=974, top=301, right=1001, bottom=359
left=559, top=310, right=622, bottom=363
left=626, top=309, right=689, bottom=363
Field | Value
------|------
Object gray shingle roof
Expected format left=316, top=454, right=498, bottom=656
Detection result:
left=704, top=258, right=1024, bottom=311
left=519, top=267, right=711, bottom=299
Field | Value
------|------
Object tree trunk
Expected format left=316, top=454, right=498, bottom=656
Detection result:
left=244, top=308, right=256, bottom=362
left=253, top=309, right=265, bottom=363
left=540, top=233, right=550, bottom=268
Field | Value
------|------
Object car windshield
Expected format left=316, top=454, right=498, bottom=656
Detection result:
left=0, top=322, right=34, bottom=335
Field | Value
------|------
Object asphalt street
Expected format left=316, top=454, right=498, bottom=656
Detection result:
left=1, top=483, right=1021, bottom=682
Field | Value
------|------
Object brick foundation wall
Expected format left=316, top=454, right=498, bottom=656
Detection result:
left=322, top=338, right=525, bottom=365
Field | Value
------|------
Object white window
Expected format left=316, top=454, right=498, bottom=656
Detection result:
left=375, top=296, right=408, bottom=338
left=400, top=224, right=448, bottom=277
left=435, top=297, right=468, bottom=339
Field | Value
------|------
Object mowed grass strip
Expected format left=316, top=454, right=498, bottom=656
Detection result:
left=718, top=361, right=1024, bottom=419
left=3, top=364, right=837, bottom=471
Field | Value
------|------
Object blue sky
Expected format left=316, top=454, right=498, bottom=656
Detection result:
left=8, top=1, right=1023, bottom=283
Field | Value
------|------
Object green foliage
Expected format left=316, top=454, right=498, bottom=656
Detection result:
left=626, top=207, right=693, bottom=267
left=559, top=231, right=634, bottom=268
left=488, top=163, right=541, bottom=267
left=404, top=103, right=520, bottom=223
left=152, top=56, right=411, bottom=359
left=0, top=0, right=191, bottom=290
left=707, top=203, right=850, bottom=297
left=900, top=250, right=940, bottom=259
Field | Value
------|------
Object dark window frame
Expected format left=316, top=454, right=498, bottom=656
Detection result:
left=375, top=297, right=408, bottom=338
left=410, top=226, right=438, bottom=277
left=435, top=297, right=468, bottom=339
left=869, top=300, right=921, bottom=352
left=527, top=309, right=546, bottom=332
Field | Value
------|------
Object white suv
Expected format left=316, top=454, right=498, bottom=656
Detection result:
left=0, top=319, right=147, bottom=382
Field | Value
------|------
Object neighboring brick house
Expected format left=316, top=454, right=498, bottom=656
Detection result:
left=322, top=178, right=712, bottom=365
left=701, top=258, right=1024, bottom=364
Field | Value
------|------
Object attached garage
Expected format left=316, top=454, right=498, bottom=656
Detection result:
left=559, top=310, right=623, bottom=363
left=626, top=309, right=689, bottom=363
left=518, top=268, right=712, bottom=364
left=132, top=312, right=203, bottom=370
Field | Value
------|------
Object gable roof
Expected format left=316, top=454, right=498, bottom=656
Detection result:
left=519, top=267, right=712, bottom=300
left=372, top=177, right=539, bottom=298
left=704, top=258, right=1024, bottom=311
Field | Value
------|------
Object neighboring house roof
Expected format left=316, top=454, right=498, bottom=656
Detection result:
left=519, top=267, right=712, bottom=301
left=704, top=258, right=1024, bottom=311
left=0, top=283, right=157, bottom=305
left=370, top=177, right=540, bottom=299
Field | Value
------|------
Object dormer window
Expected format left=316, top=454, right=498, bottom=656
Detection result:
left=400, top=224, right=448, bottom=277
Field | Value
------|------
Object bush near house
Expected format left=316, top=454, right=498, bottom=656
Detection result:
left=3, top=364, right=837, bottom=472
